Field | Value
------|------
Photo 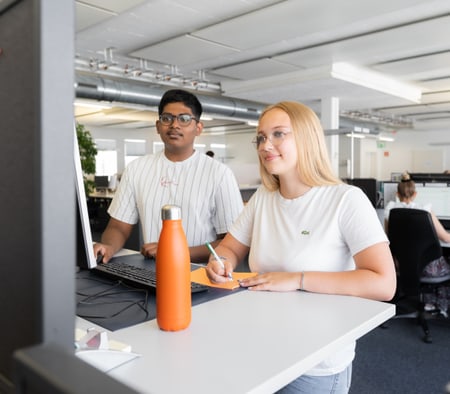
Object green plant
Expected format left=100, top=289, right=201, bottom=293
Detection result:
left=76, top=123, right=97, bottom=195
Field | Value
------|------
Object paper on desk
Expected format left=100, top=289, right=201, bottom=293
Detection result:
left=190, top=267, right=257, bottom=290
left=76, top=349, right=141, bottom=373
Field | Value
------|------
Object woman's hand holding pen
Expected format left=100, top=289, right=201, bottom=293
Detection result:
left=205, top=241, right=234, bottom=282
left=205, top=258, right=234, bottom=283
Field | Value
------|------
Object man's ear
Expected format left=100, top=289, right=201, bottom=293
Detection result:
left=195, top=120, right=203, bottom=136
left=156, top=120, right=161, bottom=135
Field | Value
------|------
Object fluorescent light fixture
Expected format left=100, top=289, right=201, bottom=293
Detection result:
left=331, top=62, right=422, bottom=103
left=74, top=100, right=112, bottom=109
left=194, top=143, right=206, bottom=148
left=211, top=143, right=226, bottom=149
left=201, top=115, right=214, bottom=121
left=209, top=126, right=226, bottom=132
left=247, top=121, right=258, bottom=127
left=378, top=136, right=395, bottom=142
left=346, top=133, right=365, bottom=139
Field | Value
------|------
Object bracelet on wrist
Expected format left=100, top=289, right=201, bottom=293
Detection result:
left=300, top=271, right=305, bottom=291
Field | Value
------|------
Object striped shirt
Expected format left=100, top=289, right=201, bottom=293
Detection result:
left=108, top=150, right=244, bottom=246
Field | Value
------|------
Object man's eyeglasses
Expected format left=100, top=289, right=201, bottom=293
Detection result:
left=252, top=130, right=292, bottom=149
left=159, top=113, right=198, bottom=126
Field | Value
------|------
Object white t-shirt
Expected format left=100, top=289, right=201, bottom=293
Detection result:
left=108, top=150, right=244, bottom=246
left=230, top=183, right=388, bottom=376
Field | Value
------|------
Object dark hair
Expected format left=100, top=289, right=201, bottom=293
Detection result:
left=397, top=172, right=415, bottom=199
left=205, top=150, right=214, bottom=157
left=158, top=89, right=202, bottom=119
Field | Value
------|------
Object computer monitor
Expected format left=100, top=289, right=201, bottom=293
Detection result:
left=345, top=178, right=378, bottom=208
left=410, top=173, right=450, bottom=184
left=414, top=183, right=450, bottom=220
left=75, top=129, right=97, bottom=270
left=94, top=175, right=109, bottom=191
left=383, top=182, right=398, bottom=207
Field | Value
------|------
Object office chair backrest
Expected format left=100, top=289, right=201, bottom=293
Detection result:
left=388, top=208, right=443, bottom=296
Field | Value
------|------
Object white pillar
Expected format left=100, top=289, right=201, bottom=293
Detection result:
left=321, top=97, right=340, bottom=175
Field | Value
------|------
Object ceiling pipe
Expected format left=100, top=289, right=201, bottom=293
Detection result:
left=74, top=73, right=398, bottom=132
left=75, top=73, right=266, bottom=121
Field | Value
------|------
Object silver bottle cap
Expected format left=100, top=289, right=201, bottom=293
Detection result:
left=161, top=204, right=182, bottom=220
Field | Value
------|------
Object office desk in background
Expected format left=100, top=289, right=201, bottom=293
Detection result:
left=77, top=290, right=394, bottom=393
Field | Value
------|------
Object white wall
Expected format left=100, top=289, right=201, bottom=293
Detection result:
left=360, top=128, right=450, bottom=181
left=86, top=124, right=450, bottom=182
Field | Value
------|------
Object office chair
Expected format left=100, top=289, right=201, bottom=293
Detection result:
left=387, top=208, right=450, bottom=343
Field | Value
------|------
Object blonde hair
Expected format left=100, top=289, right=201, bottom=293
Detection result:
left=397, top=171, right=416, bottom=200
left=257, top=101, right=341, bottom=191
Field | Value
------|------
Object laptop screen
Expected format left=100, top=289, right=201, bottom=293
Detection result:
left=74, top=125, right=97, bottom=270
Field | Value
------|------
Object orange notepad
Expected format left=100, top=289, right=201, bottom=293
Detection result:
left=190, top=268, right=257, bottom=290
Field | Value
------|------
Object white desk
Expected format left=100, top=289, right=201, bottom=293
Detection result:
left=77, top=290, right=394, bottom=394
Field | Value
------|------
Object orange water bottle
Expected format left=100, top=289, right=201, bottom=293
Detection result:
left=156, top=204, right=191, bottom=331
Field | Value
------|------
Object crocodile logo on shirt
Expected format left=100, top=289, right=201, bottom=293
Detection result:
left=300, top=230, right=310, bottom=235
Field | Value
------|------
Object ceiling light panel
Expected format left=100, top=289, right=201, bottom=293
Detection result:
left=212, top=58, right=300, bottom=80
left=378, top=102, right=450, bottom=116
left=222, top=64, right=421, bottom=110
left=192, top=0, right=432, bottom=51
left=373, top=50, right=450, bottom=78
left=76, top=2, right=115, bottom=31
left=130, top=35, right=239, bottom=66
left=421, top=91, right=450, bottom=103
left=274, top=16, right=450, bottom=69
left=75, top=0, right=146, bottom=31
left=79, top=0, right=145, bottom=13
left=420, top=77, right=450, bottom=91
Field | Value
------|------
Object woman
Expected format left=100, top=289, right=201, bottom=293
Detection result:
left=206, top=101, right=396, bottom=393
left=384, top=172, right=450, bottom=313
left=384, top=172, right=450, bottom=245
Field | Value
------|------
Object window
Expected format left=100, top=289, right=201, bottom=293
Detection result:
left=125, top=139, right=146, bottom=167
left=95, top=139, right=117, bottom=176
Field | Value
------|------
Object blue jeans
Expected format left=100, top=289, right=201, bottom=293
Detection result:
left=276, top=363, right=352, bottom=394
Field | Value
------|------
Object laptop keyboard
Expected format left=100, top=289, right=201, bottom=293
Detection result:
left=95, top=260, right=209, bottom=293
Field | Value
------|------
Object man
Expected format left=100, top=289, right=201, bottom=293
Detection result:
left=94, top=89, right=244, bottom=263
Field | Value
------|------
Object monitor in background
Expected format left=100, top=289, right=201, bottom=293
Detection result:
left=94, top=175, right=109, bottom=192
left=345, top=178, right=378, bottom=208
left=414, top=183, right=450, bottom=220
left=410, top=173, right=450, bottom=184
left=75, top=130, right=98, bottom=270
left=383, top=182, right=398, bottom=207
left=108, top=174, right=118, bottom=191
left=391, top=172, right=402, bottom=182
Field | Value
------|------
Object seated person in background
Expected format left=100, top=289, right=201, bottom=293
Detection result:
left=384, top=171, right=450, bottom=313
left=206, top=101, right=396, bottom=394
left=94, top=89, right=244, bottom=263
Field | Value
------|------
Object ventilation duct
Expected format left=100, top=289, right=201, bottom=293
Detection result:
left=75, top=74, right=400, bottom=132
left=75, top=74, right=266, bottom=121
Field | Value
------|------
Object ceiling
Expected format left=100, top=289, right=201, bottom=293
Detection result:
left=74, top=0, right=450, bottom=135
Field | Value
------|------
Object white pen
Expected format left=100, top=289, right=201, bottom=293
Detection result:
left=205, top=242, right=233, bottom=280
